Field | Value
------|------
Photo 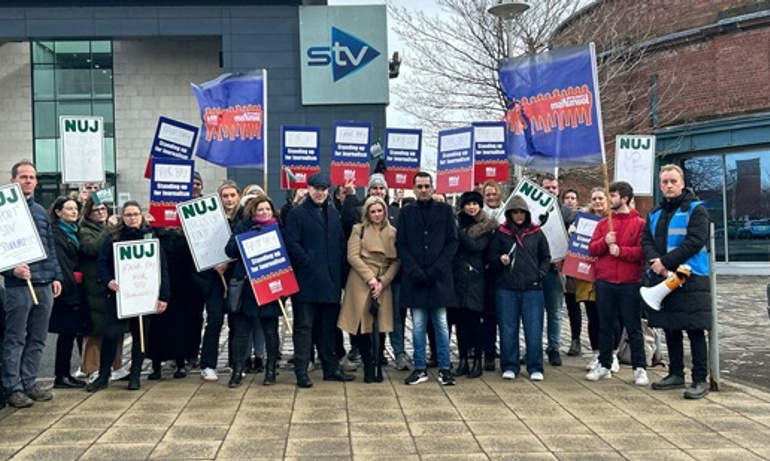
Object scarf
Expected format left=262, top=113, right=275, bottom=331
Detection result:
left=58, top=221, right=80, bottom=249
left=252, top=216, right=277, bottom=227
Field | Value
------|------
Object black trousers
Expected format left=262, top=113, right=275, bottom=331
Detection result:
left=665, top=329, right=708, bottom=383
left=200, top=280, right=226, bottom=370
left=482, top=287, right=498, bottom=358
left=231, top=312, right=279, bottom=369
left=54, top=333, right=83, bottom=378
left=100, top=298, right=148, bottom=376
left=595, top=281, right=646, bottom=369
left=358, top=330, right=385, bottom=363
left=293, top=302, right=340, bottom=377
left=450, top=308, right=483, bottom=360
left=565, top=292, right=581, bottom=340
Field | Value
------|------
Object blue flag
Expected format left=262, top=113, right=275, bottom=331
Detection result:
left=499, top=43, right=605, bottom=171
left=192, top=70, right=267, bottom=168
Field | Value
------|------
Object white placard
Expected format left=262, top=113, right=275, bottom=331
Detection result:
left=60, top=116, right=105, bottom=184
left=285, top=130, right=318, bottom=148
left=615, top=135, right=656, bottom=196
left=473, top=125, right=505, bottom=143
left=386, top=132, right=420, bottom=150
left=335, top=126, right=369, bottom=144
left=176, top=194, right=236, bottom=271
left=510, top=178, right=570, bottom=262
left=439, top=132, right=473, bottom=151
left=114, top=239, right=161, bottom=319
left=0, top=183, right=47, bottom=272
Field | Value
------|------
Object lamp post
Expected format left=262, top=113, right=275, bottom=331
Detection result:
left=488, top=0, right=530, bottom=183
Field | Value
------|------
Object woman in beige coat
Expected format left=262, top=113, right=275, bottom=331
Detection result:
left=339, top=196, right=400, bottom=383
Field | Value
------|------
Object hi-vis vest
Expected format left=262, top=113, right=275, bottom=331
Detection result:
left=648, top=200, right=709, bottom=276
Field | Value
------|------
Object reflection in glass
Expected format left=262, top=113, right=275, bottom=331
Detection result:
left=683, top=156, right=725, bottom=262
left=726, top=151, right=770, bottom=262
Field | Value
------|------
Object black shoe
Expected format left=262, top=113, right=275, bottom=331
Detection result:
left=54, top=376, right=86, bottom=389
left=148, top=369, right=162, bottom=380
left=453, top=358, right=469, bottom=377
left=229, top=368, right=243, bottom=388
left=483, top=356, right=496, bottom=372
left=468, top=359, right=483, bottom=379
left=347, top=347, right=361, bottom=362
left=547, top=349, right=562, bottom=367
left=426, top=356, right=438, bottom=368
left=86, top=375, right=110, bottom=393
left=127, top=373, right=141, bottom=391
left=253, top=357, right=264, bottom=374
left=323, top=370, right=355, bottom=382
left=296, top=373, right=313, bottom=388
left=243, top=357, right=255, bottom=374
left=684, top=381, right=709, bottom=400
left=651, top=374, right=686, bottom=390
left=438, top=369, right=456, bottom=386
left=263, top=361, right=277, bottom=386
left=380, top=354, right=389, bottom=366
left=173, top=368, right=187, bottom=379
left=363, top=359, right=375, bottom=383
left=567, top=339, right=581, bottom=357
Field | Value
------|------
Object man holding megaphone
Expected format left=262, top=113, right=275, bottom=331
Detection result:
left=642, top=164, right=712, bottom=400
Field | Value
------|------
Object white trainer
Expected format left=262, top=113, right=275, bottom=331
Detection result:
left=502, top=370, right=516, bottom=380
left=634, top=368, right=649, bottom=386
left=530, top=372, right=544, bottom=381
left=110, top=368, right=130, bottom=381
left=586, top=366, right=612, bottom=381
left=611, top=354, right=620, bottom=373
left=585, top=354, right=599, bottom=371
left=201, top=367, right=218, bottom=382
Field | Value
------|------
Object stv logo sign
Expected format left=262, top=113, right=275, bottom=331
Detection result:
left=307, top=27, right=381, bottom=81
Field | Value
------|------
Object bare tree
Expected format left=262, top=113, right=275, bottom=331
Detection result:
left=390, top=0, right=687, bottom=188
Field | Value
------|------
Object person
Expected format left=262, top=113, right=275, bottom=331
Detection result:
left=192, top=171, right=203, bottom=198
left=481, top=180, right=504, bottom=371
left=451, top=191, right=497, bottom=378
left=578, top=187, right=621, bottom=372
left=339, top=196, right=400, bottom=382
left=586, top=181, right=649, bottom=386
left=48, top=196, right=88, bottom=389
left=78, top=198, right=124, bottom=381
left=86, top=201, right=170, bottom=392
left=185, top=171, right=205, bottom=368
left=341, top=173, right=409, bottom=371
left=0, top=285, right=5, bottom=409
left=397, top=172, right=458, bottom=386
left=2, top=160, right=63, bottom=409
left=488, top=195, right=551, bottom=381
left=225, top=194, right=284, bottom=387
left=561, top=189, right=582, bottom=356
left=284, top=173, right=354, bottom=388
left=643, top=164, right=712, bottom=399
left=77, top=182, right=100, bottom=204
left=147, top=226, right=196, bottom=380
left=539, top=174, right=576, bottom=367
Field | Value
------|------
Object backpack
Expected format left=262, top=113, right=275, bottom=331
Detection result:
left=617, top=319, right=664, bottom=367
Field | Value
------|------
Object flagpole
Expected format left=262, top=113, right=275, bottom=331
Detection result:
left=263, top=69, right=269, bottom=192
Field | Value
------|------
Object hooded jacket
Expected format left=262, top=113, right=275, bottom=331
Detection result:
left=588, top=208, right=646, bottom=284
left=487, top=195, right=551, bottom=290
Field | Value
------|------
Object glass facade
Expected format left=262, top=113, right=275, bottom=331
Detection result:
left=30, top=40, right=115, bottom=175
left=682, top=149, right=770, bottom=263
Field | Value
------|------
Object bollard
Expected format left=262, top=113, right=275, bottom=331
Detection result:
left=709, top=222, right=720, bottom=391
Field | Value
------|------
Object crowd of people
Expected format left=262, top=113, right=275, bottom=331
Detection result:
left=0, top=159, right=713, bottom=410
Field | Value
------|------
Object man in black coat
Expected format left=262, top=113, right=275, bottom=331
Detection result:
left=284, top=173, right=355, bottom=388
left=643, top=164, right=712, bottom=399
left=397, top=172, right=458, bottom=386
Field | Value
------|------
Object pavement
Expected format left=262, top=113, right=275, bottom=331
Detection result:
left=1, top=275, right=770, bottom=460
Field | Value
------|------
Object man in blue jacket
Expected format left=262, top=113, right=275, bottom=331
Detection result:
left=397, top=172, right=458, bottom=386
left=2, top=161, right=63, bottom=408
left=285, top=173, right=355, bottom=388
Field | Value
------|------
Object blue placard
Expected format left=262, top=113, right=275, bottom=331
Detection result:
left=235, top=225, right=299, bottom=305
left=384, top=128, right=422, bottom=189
left=281, top=126, right=321, bottom=189
left=472, top=122, right=508, bottom=183
left=149, top=157, right=194, bottom=227
left=568, top=212, right=602, bottom=257
left=151, top=116, right=199, bottom=161
left=436, top=126, right=474, bottom=193
left=499, top=43, right=605, bottom=171
left=330, top=121, right=372, bottom=186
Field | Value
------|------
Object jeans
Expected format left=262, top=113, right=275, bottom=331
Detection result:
left=595, top=281, right=646, bottom=369
left=497, top=289, right=544, bottom=375
left=665, top=329, right=708, bottom=383
left=388, top=282, right=405, bottom=356
left=293, top=302, right=341, bottom=377
left=2, top=284, right=54, bottom=392
left=543, top=270, right=563, bottom=351
left=411, top=307, right=450, bottom=370
left=200, top=279, right=225, bottom=370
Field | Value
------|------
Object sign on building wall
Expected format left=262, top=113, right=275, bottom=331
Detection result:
left=615, top=134, right=656, bottom=196
left=59, top=116, right=105, bottom=184
left=299, top=5, right=388, bottom=105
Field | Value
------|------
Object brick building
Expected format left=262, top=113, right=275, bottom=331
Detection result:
left=555, top=0, right=770, bottom=272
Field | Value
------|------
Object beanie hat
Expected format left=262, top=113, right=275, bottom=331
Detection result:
left=193, top=171, right=202, bottom=183
left=368, top=173, right=388, bottom=190
left=458, top=191, right=484, bottom=209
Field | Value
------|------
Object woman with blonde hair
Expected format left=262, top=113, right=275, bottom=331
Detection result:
left=339, top=196, right=400, bottom=382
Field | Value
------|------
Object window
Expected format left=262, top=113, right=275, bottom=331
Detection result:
left=31, top=40, right=115, bottom=175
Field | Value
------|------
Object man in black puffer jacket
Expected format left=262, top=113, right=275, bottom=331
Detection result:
left=2, top=161, right=63, bottom=409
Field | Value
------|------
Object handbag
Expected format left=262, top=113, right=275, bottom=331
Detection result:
left=226, top=277, right=247, bottom=314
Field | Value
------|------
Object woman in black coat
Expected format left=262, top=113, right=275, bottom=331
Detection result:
left=450, top=191, right=497, bottom=378
left=86, top=201, right=170, bottom=392
left=48, top=196, right=88, bottom=389
left=225, top=194, right=283, bottom=388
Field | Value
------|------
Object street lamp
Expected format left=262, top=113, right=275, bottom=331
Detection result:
left=488, top=0, right=530, bottom=182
